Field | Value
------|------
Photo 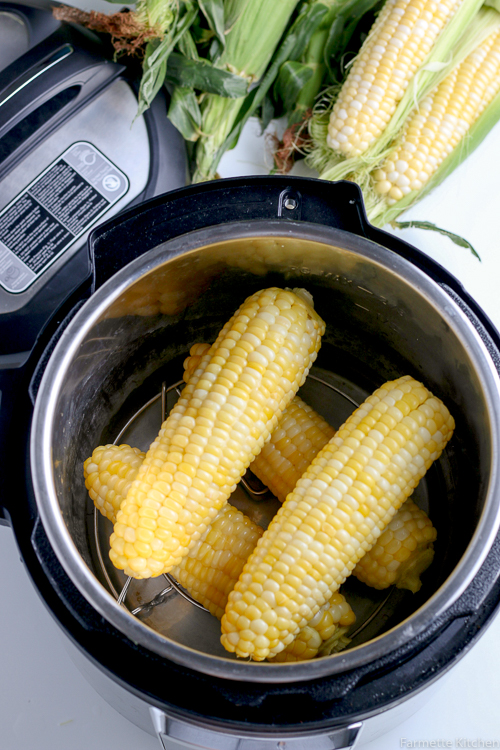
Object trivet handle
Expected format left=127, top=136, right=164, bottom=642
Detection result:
left=150, top=708, right=362, bottom=750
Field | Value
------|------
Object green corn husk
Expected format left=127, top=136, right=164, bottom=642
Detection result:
left=191, top=0, right=302, bottom=182
left=270, top=0, right=382, bottom=172
left=286, top=0, right=382, bottom=124
left=205, top=0, right=336, bottom=166
left=277, top=0, right=347, bottom=126
left=307, top=0, right=487, bottom=181
left=134, top=0, right=176, bottom=31
left=138, top=1, right=199, bottom=117
left=353, top=7, right=500, bottom=228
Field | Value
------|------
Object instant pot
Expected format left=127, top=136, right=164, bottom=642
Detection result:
left=2, top=176, right=500, bottom=749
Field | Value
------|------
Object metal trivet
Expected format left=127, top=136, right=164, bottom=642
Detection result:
left=93, top=372, right=397, bottom=642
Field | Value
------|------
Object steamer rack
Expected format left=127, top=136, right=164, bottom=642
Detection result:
left=90, top=368, right=429, bottom=657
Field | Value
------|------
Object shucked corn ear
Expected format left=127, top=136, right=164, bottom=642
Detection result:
left=184, top=342, right=336, bottom=504
left=221, top=375, right=454, bottom=660
left=185, top=345, right=437, bottom=591
left=109, top=288, right=325, bottom=579
left=84, top=443, right=355, bottom=659
left=353, top=498, right=436, bottom=592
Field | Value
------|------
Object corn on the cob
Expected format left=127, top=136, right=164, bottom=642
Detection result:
left=369, top=25, right=500, bottom=208
left=185, top=343, right=437, bottom=591
left=268, top=591, right=356, bottom=662
left=85, top=443, right=355, bottom=656
left=183, top=342, right=336, bottom=504
left=352, top=498, right=436, bottom=591
left=221, top=375, right=454, bottom=660
left=109, top=288, right=325, bottom=580
left=325, top=0, right=464, bottom=159
left=173, top=502, right=263, bottom=619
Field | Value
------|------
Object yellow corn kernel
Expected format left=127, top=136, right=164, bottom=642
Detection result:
left=84, top=444, right=145, bottom=523
left=221, top=375, right=454, bottom=660
left=184, top=344, right=335, bottom=503
left=108, top=288, right=324, bottom=580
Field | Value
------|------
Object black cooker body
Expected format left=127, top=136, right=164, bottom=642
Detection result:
left=3, top=176, right=500, bottom=737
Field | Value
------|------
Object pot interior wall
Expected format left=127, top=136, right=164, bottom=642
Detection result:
left=48, top=231, right=492, bottom=661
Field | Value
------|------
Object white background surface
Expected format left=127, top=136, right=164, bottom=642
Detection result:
left=2, top=3, right=500, bottom=748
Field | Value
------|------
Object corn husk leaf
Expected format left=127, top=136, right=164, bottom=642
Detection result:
left=198, top=0, right=226, bottom=54
left=260, top=93, right=276, bottom=133
left=274, top=61, right=314, bottom=114
left=391, top=221, right=481, bottom=259
left=167, top=86, right=202, bottom=141
left=322, top=0, right=382, bottom=80
left=176, top=29, right=200, bottom=60
left=137, top=1, right=198, bottom=117
left=164, top=52, right=249, bottom=97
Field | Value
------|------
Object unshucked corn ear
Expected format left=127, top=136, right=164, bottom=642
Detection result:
left=184, top=343, right=437, bottom=591
left=308, top=0, right=486, bottom=181
left=325, top=0, right=464, bottom=158
left=221, top=375, right=454, bottom=660
left=365, top=19, right=500, bottom=225
left=84, top=443, right=355, bottom=657
left=109, top=288, right=325, bottom=579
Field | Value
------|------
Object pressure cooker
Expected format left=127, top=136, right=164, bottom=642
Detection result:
left=2, top=176, right=500, bottom=749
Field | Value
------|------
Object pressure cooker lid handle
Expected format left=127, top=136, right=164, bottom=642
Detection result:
left=0, top=21, right=124, bottom=181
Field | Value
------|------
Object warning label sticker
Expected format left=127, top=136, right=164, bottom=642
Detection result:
left=0, top=142, right=129, bottom=293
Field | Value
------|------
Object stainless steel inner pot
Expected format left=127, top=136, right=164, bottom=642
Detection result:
left=31, top=220, right=500, bottom=683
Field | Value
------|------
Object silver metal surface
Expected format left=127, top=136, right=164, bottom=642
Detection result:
left=0, top=77, right=150, bottom=313
left=63, top=630, right=449, bottom=746
left=31, top=221, right=500, bottom=684
left=151, top=708, right=362, bottom=750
